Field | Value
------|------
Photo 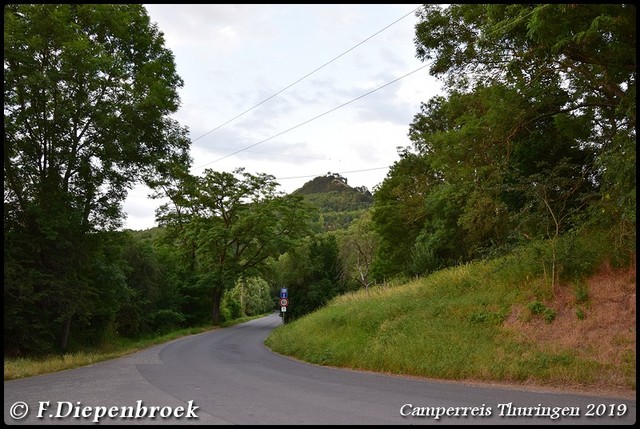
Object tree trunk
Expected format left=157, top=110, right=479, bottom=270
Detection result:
left=212, top=288, right=223, bottom=325
left=59, top=318, right=71, bottom=351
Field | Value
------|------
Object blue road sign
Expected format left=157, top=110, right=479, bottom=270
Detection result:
left=280, top=288, right=288, bottom=298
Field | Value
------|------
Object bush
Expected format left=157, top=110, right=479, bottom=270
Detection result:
left=150, top=309, right=186, bottom=334
left=527, top=300, right=556, bottom=323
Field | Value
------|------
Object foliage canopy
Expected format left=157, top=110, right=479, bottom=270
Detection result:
left=4, top=4, right=191, bottom=353
left=372, top=4, right=635, bottom=279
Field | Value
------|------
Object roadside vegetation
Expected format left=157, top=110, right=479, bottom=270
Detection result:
left=266, top=228, right=636, bottom=396
left=4, top=314, right=267, bottom=381
left=4, top=4, right=634, bottom=395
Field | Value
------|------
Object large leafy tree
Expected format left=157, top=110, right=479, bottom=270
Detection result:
left=410, top=83, right=597, bottom=250
left=337, top=212, right=378, bottom=292
left=371, top=149, right=441, bottom=278
left=414, top=4, right=635, bottom=225
left=4, top=4, right=191, bottom=352
left=372, top=4, right=634, bottom=279
left=115, top=231, right=187, bottom=338
left=157, top=168, right=314, bottom=324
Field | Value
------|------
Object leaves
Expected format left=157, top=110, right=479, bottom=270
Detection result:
left=4, top=4, right=190, bottom=352
left=157, top=168, right=315, bottom=323
left=372, top=3, right=634, bottom=279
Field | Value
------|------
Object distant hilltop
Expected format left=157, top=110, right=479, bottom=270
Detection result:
left=292, top=173, right=373, bottom=230
left=293, top=172, right=373, bottom=200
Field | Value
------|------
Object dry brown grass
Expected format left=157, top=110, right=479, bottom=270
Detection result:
left=504, top=260, right=636, bottom=397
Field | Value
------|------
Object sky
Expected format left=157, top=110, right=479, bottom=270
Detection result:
left=123, top=4, right=444, bottom=230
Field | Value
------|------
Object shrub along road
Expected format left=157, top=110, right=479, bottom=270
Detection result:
left=4, top=313, right=636, bottom=425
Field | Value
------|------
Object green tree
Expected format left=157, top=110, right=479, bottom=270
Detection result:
left=370, top=4, right=634, bottom=281
left=114, top=230, right=187, bottom=337
left=371, top=149, right=440, bottom=279
left=157, top=168, right=314, bottom=324
left=152, top=226, right=208, bottom=327
left=4, top=4, right=191, bottom=353
left=337, top=211, right=378, bottom=293
left=407, top=84, right=597, bottom=262
left=270, top=234, right=348, bottom=322
left=220, top=276, right=273, bottom=321
left=414, top=4, right=635, bottom=226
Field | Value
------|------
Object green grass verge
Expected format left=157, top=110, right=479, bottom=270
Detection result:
left=265, top=253, right=635, bottom=390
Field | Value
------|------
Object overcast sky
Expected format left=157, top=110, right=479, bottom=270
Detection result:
left=123, top=4, right=444, bottom=230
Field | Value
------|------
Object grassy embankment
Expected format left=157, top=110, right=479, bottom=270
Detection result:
left=4, top=314, right=266, bottom=381
left=6, top=228, right=635, bottom=398
left=265, top=236, right=636, bottom=397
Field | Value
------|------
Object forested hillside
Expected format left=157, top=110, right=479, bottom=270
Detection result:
left=293, top=173, right=373, bottom=231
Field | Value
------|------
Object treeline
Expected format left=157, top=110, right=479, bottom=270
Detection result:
left=4, top=4, right=193, bottom=355
left=4, top=4, right=635, bottom=356
left=370, top=4, right=635, bottom=280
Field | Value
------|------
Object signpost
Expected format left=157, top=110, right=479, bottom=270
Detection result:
left=279, top=288, right=288, bottom=323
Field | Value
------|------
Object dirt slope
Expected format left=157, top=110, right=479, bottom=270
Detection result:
left=504, top=262, right=636, bottom=398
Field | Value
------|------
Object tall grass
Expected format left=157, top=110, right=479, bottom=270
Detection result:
left=267, top=259, right=523, bottom=377
left=265, top=233, right=636, bottom=392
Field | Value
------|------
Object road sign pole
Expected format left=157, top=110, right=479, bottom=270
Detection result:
left=279, top=287, right=289, bottom=324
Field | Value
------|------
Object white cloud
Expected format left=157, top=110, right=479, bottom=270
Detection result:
left=123, top=4, right=440, bottom=230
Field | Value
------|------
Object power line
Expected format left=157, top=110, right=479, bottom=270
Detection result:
left=276, top=166, right=389, bottom=181
left=128, top=166, right=391, bottom=192
left=127, top=62, right=431, bottom=193
left=190, top=5, right=423, bottom=145
left=192, top=63, right=430, bottom=171
left=192, top=145, right=329, bottom=161
left=128, top=5, right=429, bottom=192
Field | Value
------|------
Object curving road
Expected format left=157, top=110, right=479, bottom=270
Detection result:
left=4, top=313, right=636, bottom=425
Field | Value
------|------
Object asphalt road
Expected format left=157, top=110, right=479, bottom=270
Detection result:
left=4, top=313, right=636, bottom=425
